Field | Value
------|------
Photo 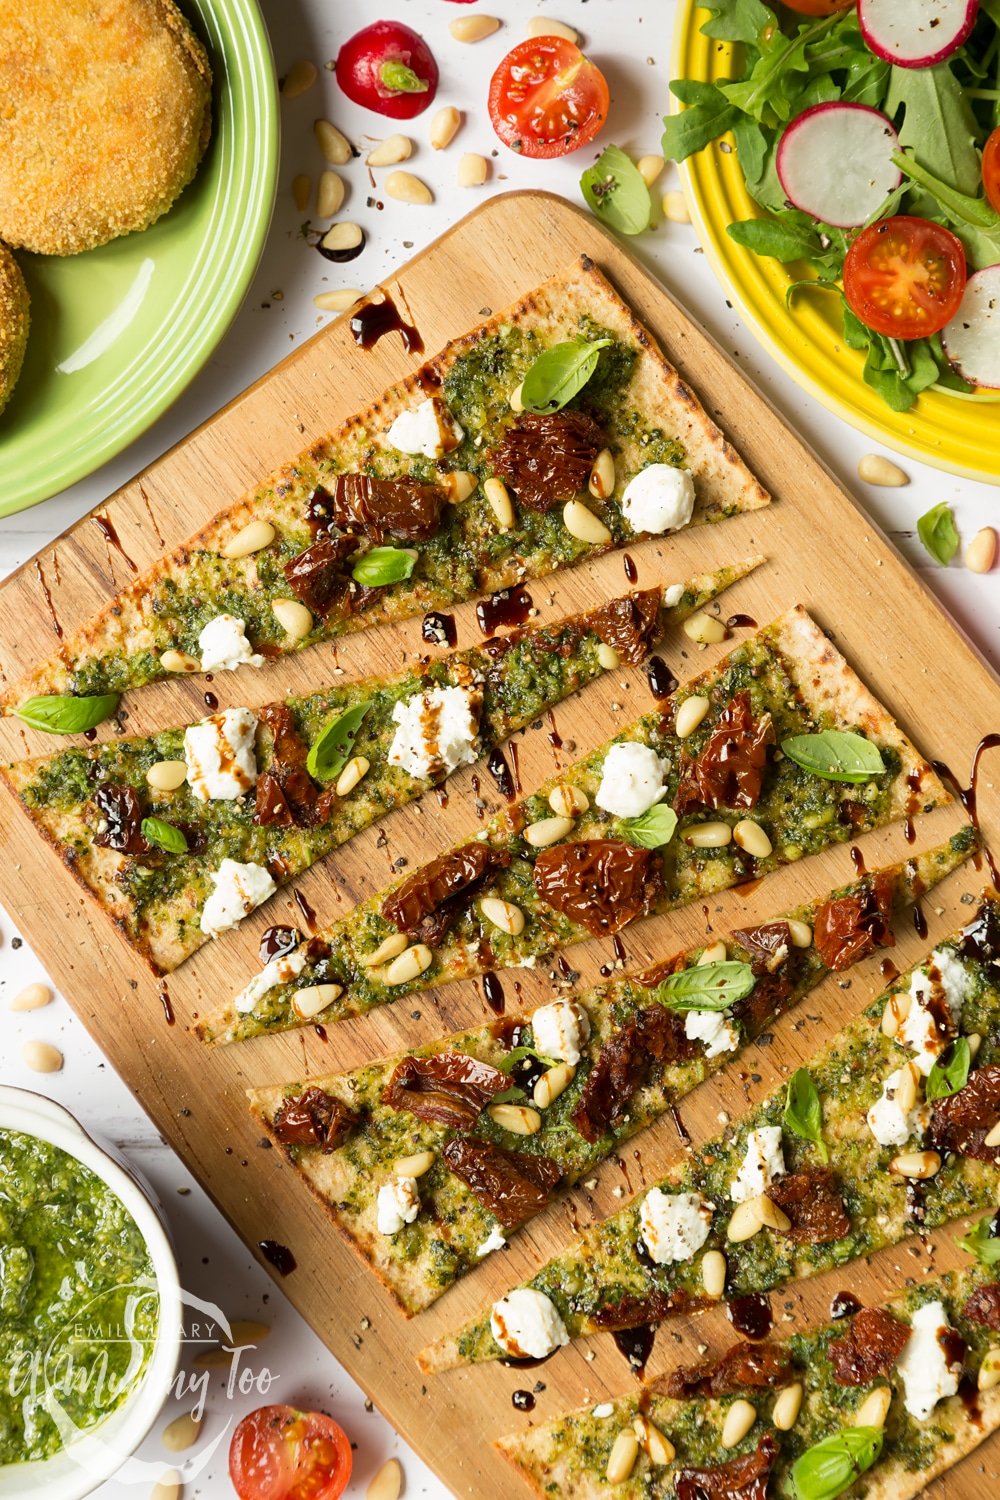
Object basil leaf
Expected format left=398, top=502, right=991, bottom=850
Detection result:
left=498, top=1046, right=559, bottom=1074
left=926, top=1036, right=972, bottom=1102
left=140, top=817, right=189, bottom=854
left=351, top=546, right=418, bottom=587
left=958, top=1214, right=1000, bottom=1266
left=917, top=503, right=960, bottom=568
left=520, top=338, right=613, bottom=415
left=580, top=146, right=652, bottom=235
left=490, top=1085, right=528, bottom=1105
left=380, top=61, right=428, bottom=94
left=781, top=730, right=886, bottom=784
left=622, top=805, right=678, bottom=850
left=306, top=702, right=371, bottom=781
left=783, top=1067, right=828, bottom=1163
left=791, top=1427, right=883, bottom=1500
left=660, top=960, right=755, bottom=1012
left=15, top=692, right=120, bottom=735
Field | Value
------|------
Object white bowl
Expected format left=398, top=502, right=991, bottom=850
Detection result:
left=0, top=1087, right=182, bottom=1500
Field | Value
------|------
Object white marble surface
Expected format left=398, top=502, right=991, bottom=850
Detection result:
left=0, top=1, right=997, bottom=1496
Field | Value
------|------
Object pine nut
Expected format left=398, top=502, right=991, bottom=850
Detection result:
left=525, top=815, right=575, bottom=848
left=222, top=519, right=276, bottom=559
left=549, top=783, right=589, bottom=818
left=368, top=1459, right=402, bottom=1500
left=786, top=918, right=812, bottom=948
left=151, top=1472, right=181, bottom=1500
left=272, top=598, right=313, bottom=641
left=979, top=1349, right=1000, bottom=1391
left=675, top=695, right=710, bottom=739
left=282, top=60, right=317, bottom=99
left=320, top=222, right=364, bottom=256
left=488, top=1103, right=542, bottom=1136
left=292, top=984, right=343, bottom=1020
left=597, top=643, right=619, bottom=669
left=395, top=1150, right=435, bottom=1179
left=385, top=170, right=434, bottom=205
left=480, top=897, right=525, bottom=936
left=335, top=756, right=370, bottom=797
left=449, top=14, right=501, bottom=42
left=699, top=941, right=728, bottom=966
left=733, top=820, right=772, bottom=858
left=367, top=134, right=413, bottom=168
left=444, top=470, right=478, bottom=503
left=685, top=821, right=732, bottom=849
left=484, top=477, right=515, bottom=530
left=526, top=16, right=579, bottom=41
left=894, top=1062, right=920, bottom=1115
left=314, top=288, right=364, bottom=312
left=160, top=649, right=199, bottom=673
left=317, top=170, right=346, bottom=219
left=722, top=1399, right=756, bottom=1448
left=984, top=1120, right=1000, bottom=1148
left=683, top=610, right=728, bottom=645
left=662, top=190, right=691, bottom=223
left=858, top=453, right=908, bottom=487
left=772, top=1382, right=803, bottom=1431
left=385, top=944, right=433, bottom=985
left=533, top=1063, right=576, bottom=1109
left=633, top=1414, right=675, bottom=1466
left=854, top=1386, right=891, bottom=1428
left=229, top=1320, right=270, bottom=1346
left=588, top=448, right=616, bottom=501
left=430, top=106, right=461, bottom=150
left=969, top=1032, right=983, bottom=1058
left=881, top=989, right=911, bottom=1038
left=637, top=154, right=666, bottom=188
left=147, top=760, right=188, bottom=792
left=162, top=1412, right=202, bottom=1452
left=966, top=527, right=997, bottom=574
left=292, top=173, right=311, bottom=212
left=757, top=1195, right=792, bottom=1232
left=509, top=383, right=525, bottom=413
left=10, top=982, right=52, bottom=1012
left=22, top=1041, right=63, bottom=1074
left=890, top=1149, right=941, bottom=1179
left=315, top=119, right=352, bottom=165
left=563, top=499, right=612, bottom=546
left=458, top=153, right=489, bottom=187
left=362, top=933, right=409, bottom=969
left=727, top=1197, right=765, bottom=1243
left=701, top=1249, right=727, bottom=1298
left=605, top=1429, right=639, bottom=1485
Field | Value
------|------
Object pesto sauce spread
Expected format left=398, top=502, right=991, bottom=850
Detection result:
left=0, top=1129, right=157, bottom=1464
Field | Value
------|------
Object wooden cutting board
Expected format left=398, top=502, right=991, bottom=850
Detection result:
left=1, top=193, right=998, bottom=1498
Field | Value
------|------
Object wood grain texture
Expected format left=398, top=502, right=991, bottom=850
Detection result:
left=0, top=194, right=998, bottom=1499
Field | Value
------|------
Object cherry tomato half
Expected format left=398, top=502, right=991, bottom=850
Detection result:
left=842, top=215, right=967, bottom=340
left=229, top=1405, right=352, bottom=1500
left=335, top=22, right=438, bottom=120
left=488, top=37, right=610, bottom=159
left=780, top=0, right=854, bottom=13
left=984, top=127, right=1000, bottom=216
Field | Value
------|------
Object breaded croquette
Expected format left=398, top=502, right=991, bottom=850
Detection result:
left=0, top=245, right=29, bottom=415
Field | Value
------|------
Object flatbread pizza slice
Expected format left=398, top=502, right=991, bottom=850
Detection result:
left=3, top=255, right=769, bottom=720
left=496, top=1262, right=1000, bottom=1500
left=419, top=894, right=1000, bottom=1373
left=1, top=568, right=750, bottom=974
left=206, top=605, right=947, bottom=1044
left=247, top=833, right=974, bottom=1317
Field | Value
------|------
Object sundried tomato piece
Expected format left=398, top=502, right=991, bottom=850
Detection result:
left=958, top=899, right=1000, bottom=964
left=813, top=870, right=896, bottom=971
left=254, top=771, right=295, bottom=828
left=929, top=1064, right=1000, bottom=1161
left=571, top=1004, right=694, bottom=1143
left=731, top=920, right=792, bottom=974
left=93, top=784, right=148, bottom=855
left=441, top=1136, right=561, bottom=1228
left=588, top=1290, right=682, bottom=1333
left=489, top=410, right=604, bottom=512
left=829, top=1306, right=911, bottom=1385
left=663, top=1340, right=793, bottom=1399
left=586, top=589, right=662, bottom=666
left=382, top=1052, right=509, bottom=1130
left=259, top=704, right=309, bottom=771
left=533, top=838, right=663, bottom=938
left=283, top=534, right=359, bottom=617
left=674, top=691, right=774, bottom=815
left=382, top=842, right=503, bottom=940
left=271, top=1087, right=359, bottom=1153
left=766, top=1168, right=850, bottom=1245
left=675, top=1433, right=779, bottom=1500
left=331, top=473, right=448, bottom=543
left=964, top=1282, right=1000, bottom=1330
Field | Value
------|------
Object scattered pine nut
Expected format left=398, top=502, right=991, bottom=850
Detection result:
left=335, top=755, right=370, bottom=797
left=637, top=154, right=666, bottom=188
left=368, top=1459, right=402, bottom=1500
left=22, top=1040, right=63, bottom=1074
left=160, top=649, right=200, bottom=673
left=292, top=173, right=311, bottom=212
left=362, top=932, right=409, bottom=969
left=162, top=1412, right=202, bottom=1452
left=151, top=1472, right=182, bottom=1500
left=385, top=171, right=434, bottom=205
left=596, top=643, right=619, bottom=669
left=444, top=470, right=478, bottom=503
left=484, top=476, right=515, bottom=530
left=316, top=170, right=346, bottom=219
left=272, top=598, right=313, bottom=640
left=675, top=695, right=710, bottom=739
left=229, top=1319, right=270, bottom=1346
left=683, top=610, right=727, bottom=645
left=394, top=1150, right=435, bottom=1178
left=146, top=760, right=188, bottom=792
left=282, top=60, right=317, bottom=100
left=314, top=119, right=353, bottom=165
left=548, top=782, right=589, bottom=818
left=10, top=982, right=52, bottom=1012
left=222, top=519, right=275, bottom=559
left=367, top=134, right=413, bottom=168
left=430, top=106, right=462, bottom=150
left=458, top=153, right=489, bottom=188
left=314, top=288, right=365, bottom=312
left=563, top=498, right=612, bottom=546
left=701, top=1248, right=727, bottom=1298
left=320, top=222, right=364, bottom=256
left=979, top=1349, right=1000, bottom=1391
left=662, top=190, right=691, bottom=223
left=721, top=1399, right=757, bottom=1448
left=524, top=815, right=575, bottom=848
left=698, top=941, right=728, bottom=966
left=384, top=944, right=433, bottom=985
left=605, top=1429, right=639, bottom=1484
left=526, top=16, right=579, bottom=42
left=449, top=14, right=501, bottom=42
left=773, top=1382, right=803, bottom=1431
left=291, top=983, right=343, bottom=1020
left=966, top=527, right=997, bottom=574
left=857, top=453, right=908, bottom=487
left=854, top=1386, right=891, bottom=1428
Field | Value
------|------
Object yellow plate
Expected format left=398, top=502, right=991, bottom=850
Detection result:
left=671, top=0, right=1000, bottom=484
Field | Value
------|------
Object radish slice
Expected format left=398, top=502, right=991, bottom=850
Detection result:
left=858, top=0, right=979, bottom=69
left=941, top=265, right=1000, bottom=389
left=776, top=104, right=901, bottom=229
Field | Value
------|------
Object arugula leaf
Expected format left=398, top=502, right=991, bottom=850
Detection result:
left=781, top=730, right=886, bottom=783
left=783, top=1068, right=829, bottom=1162
left=580, top=146, right=652, bottom=234
left=719, top=13, right=841, bottom=125
left=926, top=1036, right=972, bottom=1102
left=521, top=338, right=612, bottom=414
left=306, top=702, right=371, bottom=782
left=15, top=692, right=120, bottom=735
left=380, top=61, right=428, bottom=95
left=622, top=805, right=678, bottom=850
left=490, top=1085, right=527, bottom=1106
left=917, top=503, right=960, bottom=567
left=791, top=1427, right=884, bottom=1500
left=141, top=817, right=189, bottom=854
left=698, top=0, right=774, bottom=44
left=886, top=64, right=982, bottom=198
left=660, top=960, right=755, bottom=1012
left=727, top=216, right=824, bottom=262
left=662, top=83, right=742, bottom=163
left=958, top=1214, right=1000, bottom=1266
left=352, top=546, right=418, bottom=586
left=893, top=150, right=1000, bottom=231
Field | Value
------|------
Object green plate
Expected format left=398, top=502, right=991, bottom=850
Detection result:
left=0, top=0, right=278, bottom=518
